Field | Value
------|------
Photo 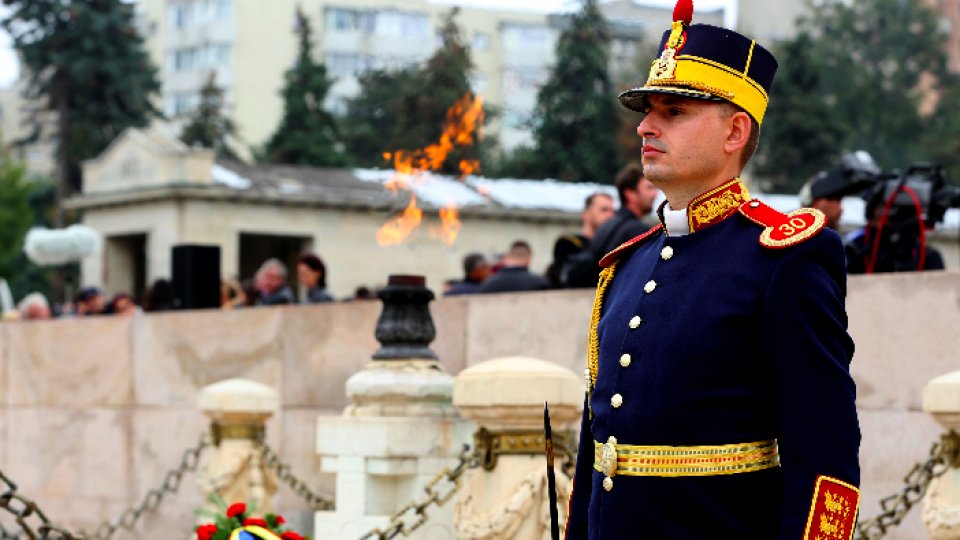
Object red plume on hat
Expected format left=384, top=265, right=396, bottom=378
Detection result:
left=673, top=0, right=693, bottom=25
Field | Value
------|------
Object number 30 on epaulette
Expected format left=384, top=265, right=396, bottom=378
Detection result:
left=758, top=208, right=826, bottom=249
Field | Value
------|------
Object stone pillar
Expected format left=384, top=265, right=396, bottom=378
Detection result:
left=452, top=357, right=582, bottom=540
left=197, top=378, right=279, bottom=515
left=315, top=275, right=473, bottom=539
left=921, top=371, right=960, bottom=539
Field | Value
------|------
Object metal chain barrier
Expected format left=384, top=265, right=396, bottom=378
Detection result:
left=854, top=431, right=960, bottom=540
left=81, top=432, right=210, bottom=540
left=255, top=437, right=335, bottom=511
left=357, top=444, right=477, bottom=540
left=0, top=432, right=208, bottom=540
left=0, top=470, right=81, bottom=540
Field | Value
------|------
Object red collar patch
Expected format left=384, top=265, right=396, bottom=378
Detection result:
left=599, top=224, right=664, bottom=268
left=685, top=178, right=751, bottom=233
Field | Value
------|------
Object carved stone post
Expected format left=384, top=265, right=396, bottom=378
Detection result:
left=452, top=357, right=582, bottom=540
left=197, top=378, right=279, bottom=515
left=921, top=371, right=960, bottom=539
left=315, top=275, right=472, bottom=539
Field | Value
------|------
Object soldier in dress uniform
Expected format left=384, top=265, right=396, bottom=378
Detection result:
left=564, top=1, right=861, bottom=539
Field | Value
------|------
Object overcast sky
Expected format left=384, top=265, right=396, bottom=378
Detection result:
left=0, top=0, right=736, bottom=89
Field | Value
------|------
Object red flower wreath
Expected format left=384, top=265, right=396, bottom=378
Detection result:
left=195, top=500, right=310, bottom=540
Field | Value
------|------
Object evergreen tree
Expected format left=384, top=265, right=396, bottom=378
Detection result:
left=341, top=67, right=421, bottom=168
left=263, top=7, right=346, bottom=166
left=528, top=0, right=620, bottom=183
left=2, top=0, right=161, bottom=225
left=752, top=33, right=845, bottom=192
left=342, top=9, right=485, bottom=174
left=0, top=154, right=38, bottom=283
left=180, top=72, right=238, bottom=160
left=756, top=0, right=954, bottom=192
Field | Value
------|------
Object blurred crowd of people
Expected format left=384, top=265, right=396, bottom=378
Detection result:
left=12, top=252, right=378, bottom=322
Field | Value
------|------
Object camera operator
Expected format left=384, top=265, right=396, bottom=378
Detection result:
left=845, top=162, right=953, bottom=274
left=799, top=170, right=857, bottom=230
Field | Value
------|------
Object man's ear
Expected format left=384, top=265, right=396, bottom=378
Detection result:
left=724, top=111, right=752, bottom=155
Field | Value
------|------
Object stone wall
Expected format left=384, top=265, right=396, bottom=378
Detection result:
left=0, top=274, right=956, bottom=538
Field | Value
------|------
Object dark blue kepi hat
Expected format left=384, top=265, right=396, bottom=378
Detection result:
left=618, top=0, right=778, bottom=124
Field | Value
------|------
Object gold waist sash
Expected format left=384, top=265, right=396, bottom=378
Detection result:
left=593, top=437, right=780, bottom=479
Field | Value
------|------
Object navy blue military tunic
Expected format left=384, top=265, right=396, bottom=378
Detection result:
left=565, top=183, right=860, bottom=539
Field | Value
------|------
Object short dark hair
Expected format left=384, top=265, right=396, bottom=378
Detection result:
left=462, top=252, right=486, bottom=277
left=75, top=286, right=102, bottom=303
left=614, top=163, right=644, bottom=207
left=298, top=253, right=327, bottom=287
left=719, top=102, right=761, bottom=171
left=584, top=192, right=613, bottom=211
left=508, top=240, right=532, bottom=258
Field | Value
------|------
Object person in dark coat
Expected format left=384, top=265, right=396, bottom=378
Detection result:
left=297, top=253, right=334, bottom=303
left=445, top=253, right=492, bottom=296
left=477, top=241, right=548, bottom=294
left=546, top=192, right=615, bottom=288
left=565, top=2, right=860, bottom=539
left=255, top=258, right=295, bottom=306
left=560, top=164, right=658, bottom=288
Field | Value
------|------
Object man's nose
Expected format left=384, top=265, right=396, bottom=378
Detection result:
left=637, top=115, right=657, bottom=138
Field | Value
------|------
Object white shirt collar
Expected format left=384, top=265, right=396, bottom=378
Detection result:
left=663, top=206, right=690, bottom=237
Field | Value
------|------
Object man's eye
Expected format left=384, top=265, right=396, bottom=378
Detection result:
left=668, top=107, right=683, bottom=116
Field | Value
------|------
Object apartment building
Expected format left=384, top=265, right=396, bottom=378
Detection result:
left=0, top=79, right=56, bottom=178
left=134, top=0, right=725, bottom=155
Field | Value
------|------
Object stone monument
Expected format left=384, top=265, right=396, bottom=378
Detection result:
left=452, top=356, right=581, bottom=540
left=314, top=275, right=472, bottom=539
left=921, top=370, right=960, bottom=539
left=197, top=378, right=280, bottom=515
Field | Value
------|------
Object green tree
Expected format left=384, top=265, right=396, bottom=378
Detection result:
left=341, top=67, right=420, bottom=168
left=0, top=156, right=39, bottom=284
left=180, top=72, right=238, bottom=160
left=2, top=0, right=161, bottom=225
left=528, top=0, right=620, bottom=183
left=342, top=8, right=486, bottom=174
left=756, top=0, right=953, bottom=192
left=752, top=33, right=846, bottom=192
left=263, top=7, right=346, bottom=166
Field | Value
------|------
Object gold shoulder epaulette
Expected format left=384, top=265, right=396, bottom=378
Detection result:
left=599, top=224, right=664, bottom=268
left=738, top=199, right=826, bottom=249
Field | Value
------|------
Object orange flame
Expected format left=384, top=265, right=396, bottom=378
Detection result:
left=431, top=202, right=462, bottom=246
left=383, top=94, right=484, bottom=175
left=376, top=93, right=483, bottom=246
left=376, top=195, right=424, bottom=246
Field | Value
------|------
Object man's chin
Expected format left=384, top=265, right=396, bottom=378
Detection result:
left=642, top=166, right=671, bottom=186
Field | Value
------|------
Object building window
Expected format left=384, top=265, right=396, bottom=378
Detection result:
left=167, top=0, right=232, bottom=29
left=325, top=52, right=375, bottom=77
left=326, top=7, right=376, bottom=33
left=502, top=67, right=547, bottom=93
left=166, top=93, right=197, bottom=116
left=473, top=32, right=490, bottom=51
left=212, top=0, right=232, bottom=20
left=374, top=10, right=430, bottom=39
left=502, top=24, right=554, bottom=52
left=167, top=44, right=232, bottom=72
left=168, top=4, right=190, bottom=29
